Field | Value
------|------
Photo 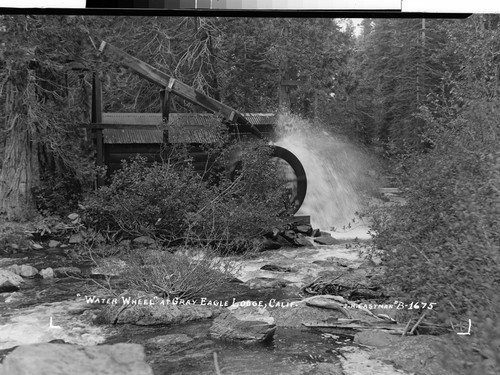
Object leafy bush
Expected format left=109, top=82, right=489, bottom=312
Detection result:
left=365, top=103, right=500, bottom=373
left=82, top=141, right=289, bottom=251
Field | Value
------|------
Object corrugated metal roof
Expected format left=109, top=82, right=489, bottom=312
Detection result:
left=102, top=113, right=276, bottom=144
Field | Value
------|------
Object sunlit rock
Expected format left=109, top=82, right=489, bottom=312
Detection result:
left=0, top=269, right=23, bottom=293
left=0, top=343, right=153, bottom=375
left=7, top=264, right=38, bottom=278
left=39, top=267, right=54, bottom=279
left=48, top=240, right=61, bottom=248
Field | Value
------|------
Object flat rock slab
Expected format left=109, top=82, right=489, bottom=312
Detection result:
left=0, top=343, right=153, bottom=375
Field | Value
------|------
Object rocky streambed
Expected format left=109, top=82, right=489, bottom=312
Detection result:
left=0, top=224, right=469, bottom=375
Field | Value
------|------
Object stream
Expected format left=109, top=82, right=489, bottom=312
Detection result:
left=0, top=224, right=412, bottom=375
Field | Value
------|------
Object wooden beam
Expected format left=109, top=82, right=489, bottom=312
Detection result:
left=99, top=41, right=264, bottom=140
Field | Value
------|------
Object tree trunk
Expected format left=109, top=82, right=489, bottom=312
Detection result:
left=0, top=79, right=39, bottom=221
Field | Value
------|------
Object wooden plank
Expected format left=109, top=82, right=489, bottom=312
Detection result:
left=99, top=41, right=264, bottom=140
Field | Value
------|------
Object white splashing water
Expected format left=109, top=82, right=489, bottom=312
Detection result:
left=275, top=113, right=375, bottom=230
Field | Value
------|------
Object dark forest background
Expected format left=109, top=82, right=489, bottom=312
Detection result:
left=0, top=15, right=499, bottom=373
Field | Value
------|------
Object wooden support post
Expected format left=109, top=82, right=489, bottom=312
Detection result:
left=159, top=88, right=170, bottom=143
left=92, top=72, right=104, bottom=187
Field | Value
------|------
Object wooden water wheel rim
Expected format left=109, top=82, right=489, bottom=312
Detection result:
left=269, top=145, right=307, bottom=214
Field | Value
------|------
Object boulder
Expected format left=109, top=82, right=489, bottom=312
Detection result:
left=311, top=228, right=322, bottom=237
left=295, top=224, right=313, bottom=236
left=314, top=235, right=340, bottom=245
left=354, top=329, right=401, bottom=348
left=40, top=267, right=54, bottom=279
left=0, top=342, right=153, bottom=375
left=20, top=265, right=38, bottom=278
left=293, top=234, right=314, bottom=248
left=282, top=230, right=297, bottom=243
left=7, top=264, right=38, bottom=278
left=48, top=240, right=61, bottom=248
left=209, top=304, right=276, bottom=343
left=0, top=269, right=23, bottom=293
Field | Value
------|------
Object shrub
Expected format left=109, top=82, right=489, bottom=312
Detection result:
left=365, top=104, right=500, bottom=373
left=120, top=246, right=239, bottom=300
left=82, top=141, right=289, bottom=251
